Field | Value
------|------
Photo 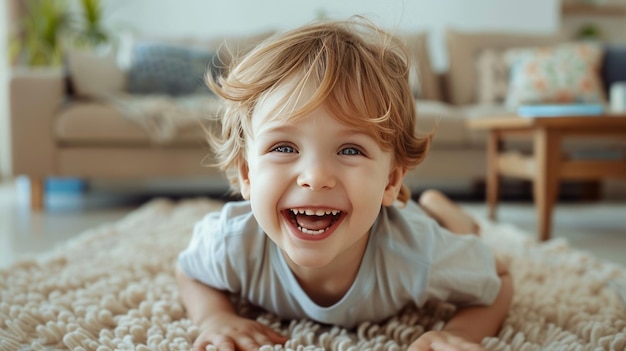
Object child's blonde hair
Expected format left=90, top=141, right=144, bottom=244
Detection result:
left=206, top=18, right=433, bottom=203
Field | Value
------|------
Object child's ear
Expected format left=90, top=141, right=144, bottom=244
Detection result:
left=238, top=162, right=251, bottom=200
left=382, top=166, right=407, bottom=206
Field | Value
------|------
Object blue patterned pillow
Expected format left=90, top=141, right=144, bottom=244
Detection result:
left=127, top=43, right=217, bottom=96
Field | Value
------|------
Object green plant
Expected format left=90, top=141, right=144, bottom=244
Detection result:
left=9, top=0, right=114, bottom=67
left=576, top=24, right=602, bottom=40
left=9, top=0, right=71, bottom=67
left=71, top=0, right=111, bottom=48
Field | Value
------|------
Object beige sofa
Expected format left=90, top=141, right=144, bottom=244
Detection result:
left=11, top=28, right=608, bottom=210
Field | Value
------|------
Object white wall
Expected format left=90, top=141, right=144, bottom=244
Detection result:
left=0, top=2, right=10, bottom=179
left=103, top=0, right=560, bottom=71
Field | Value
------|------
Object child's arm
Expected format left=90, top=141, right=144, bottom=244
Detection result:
left=176, top=265, right=288, bottom=351
left=409, top=257, right=513, bottom=351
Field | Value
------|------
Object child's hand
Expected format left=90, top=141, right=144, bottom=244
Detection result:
left=409, top=330, right=484, bottom=351
left=193, top=312, right=288, bottom=351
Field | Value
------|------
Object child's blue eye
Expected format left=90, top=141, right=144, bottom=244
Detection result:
left=339, top=147, right=362, bottom=156
left=272, top=145, right=296, bottom=153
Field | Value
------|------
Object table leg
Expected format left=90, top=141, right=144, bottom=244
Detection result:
left=486, top=131, right=501, bottom=220
left=30, top=176, right=44, bottom=211
left=533, top=129, right=561, bottom=241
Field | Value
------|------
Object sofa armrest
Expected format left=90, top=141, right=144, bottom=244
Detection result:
left=10, top=68, right=66, bottom=177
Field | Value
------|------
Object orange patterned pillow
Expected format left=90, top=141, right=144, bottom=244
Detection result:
left=504, top=42, right=605, bottom=108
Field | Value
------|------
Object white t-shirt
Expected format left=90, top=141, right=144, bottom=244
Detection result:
left=178, top=200, right=501, bottom=328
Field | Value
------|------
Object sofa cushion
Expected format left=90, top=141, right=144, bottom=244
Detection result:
left=476, top=49, right=510, bottom=104
left=399, top=33, right=441, bottom=101
left=55, top=102, right=210, bottom=146
left=66, top=31, right=275, bottom=100
left=504, top=42, right=605, bottom=108
left=415, top=100, right=468, bottom=146
left=127, top=42, right=217, bottom=96
left=445, top=29, right=564, bottom=105
left=67, top=47, right=126, bottom=99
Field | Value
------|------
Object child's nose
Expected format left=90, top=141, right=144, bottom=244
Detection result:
left=296, top=159, right=337, bottom=191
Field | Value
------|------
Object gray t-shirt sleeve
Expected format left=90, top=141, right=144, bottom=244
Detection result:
left=177, top=209, right=243, bottom=292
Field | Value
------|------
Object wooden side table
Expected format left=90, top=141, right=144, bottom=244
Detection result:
left=467, top=115, right=626, bottom=241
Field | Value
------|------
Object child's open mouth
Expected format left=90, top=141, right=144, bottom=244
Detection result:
left=285, top=208, right=343, bottom=235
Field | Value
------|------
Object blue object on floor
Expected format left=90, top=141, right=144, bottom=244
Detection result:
left=46, top=177, right=86, bottom=194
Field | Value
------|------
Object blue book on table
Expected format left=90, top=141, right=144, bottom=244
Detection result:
left=517, top=104, right=605, bottom=117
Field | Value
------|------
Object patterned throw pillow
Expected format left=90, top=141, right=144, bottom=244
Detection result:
left=504, top=42, right=605, bottom=108
left=127, top=43, right=218, bottom=96
left=476, top=49, right=510, bottom=104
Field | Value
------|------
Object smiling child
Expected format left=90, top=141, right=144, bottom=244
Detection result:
left=176, top=18, right=512, bottom=351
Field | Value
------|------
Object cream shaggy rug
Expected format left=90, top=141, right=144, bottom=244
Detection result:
left=1, top=198, right=625, bottom=351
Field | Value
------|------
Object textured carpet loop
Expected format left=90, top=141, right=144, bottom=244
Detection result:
left=15, top=310, right=39, bottom=333
left=481, top=337, right=510, bottom=351
left=146, top=332, right=164, bottom=347
left=35, top=321, right=61, bottom=344
left=0, top=338, right=22, bottom=351
left=101, top=295, right=127, bottom=316
left=65, top=326, right=99, bottom=349
left=511, top=331, right=528, bottom=349
left=98, top=330, right=115, bottom=347
left=611, top=333, right=626, bottom=350
left=5, top=319, right=27, bottom=341
left=0, top=325, right=20, bottom=344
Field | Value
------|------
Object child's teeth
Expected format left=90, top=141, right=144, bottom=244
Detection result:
left=299, top=226, right=327, bottom=235
left=292, top=209, right=341, bottom=216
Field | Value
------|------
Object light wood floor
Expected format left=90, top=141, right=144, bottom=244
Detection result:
left=1, top=179, right=625, bottom=269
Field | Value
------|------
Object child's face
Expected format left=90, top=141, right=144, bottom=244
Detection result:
left=238, top=82, right=405, bottom=271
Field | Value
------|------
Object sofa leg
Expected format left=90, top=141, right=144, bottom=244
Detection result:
left=30, top=177, right=44, bottom=211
